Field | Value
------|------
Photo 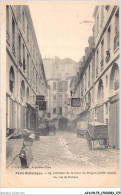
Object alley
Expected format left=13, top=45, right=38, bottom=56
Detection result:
left=8, top=131, right=119, bottom=171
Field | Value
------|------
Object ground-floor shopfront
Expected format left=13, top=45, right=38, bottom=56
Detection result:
left=6, top=94, right=38, bottom=136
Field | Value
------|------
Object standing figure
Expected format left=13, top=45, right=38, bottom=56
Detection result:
left=19, top=129, right=35, bottom=168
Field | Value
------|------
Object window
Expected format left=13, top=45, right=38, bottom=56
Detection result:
left=6, top=6, right=9, bottom=33
left=18, top=35, right=21, bottom=64
left=101, top=39, right=104, bottom=60
left=27, top=24, right=29, bottom=43
left=105, top=5, right=110, bottom=11
left=22, top=11, right=25, bottom=31
left=96, top=50, right=99, bottom=76
left=9, top=66, right=15, bottom=93
left=98, top=79, right=104, bottom=103
left=27, top=54, right=29, bottom=79
left=12, top=18, right=15, bottom=54
left=26, top=87, right=29, bottom=102
left=107, top=26, right=111, bottom=50
left=58, top=82, right=62, bottom=92
left=53, top=82, right=56, bottom=90
left=106, top=26, right=111, bottom=63
left=85, top=73, right=86, bottom=92
left=88, top=65, right=90, bottom=87
left=53, top=95, right=56, bottom=100
left=97, top=14, right=99, bottom=35
left=36, top=74, right=38, bottom=91
left=106, top=75, right=108, bottom=87
left=63, top=81, right=67, bottom=92
left=101, top=39, right=104, bottom=71
left=23, top=44, right=26, bottom=71
left=105, top=103, right=108, bottom=115
left=59, top=94, right=62, bottom=103
left=20, top=80, right=25, bottom=101
left=101, top=5, right=104, bottom=24
left=58, top=107, right=62, bottom=115
left=115, top=9, right=119, bottom=35
left=53, top=108, right=56, bottom=114
left=114, top=8, right=119, bottom=50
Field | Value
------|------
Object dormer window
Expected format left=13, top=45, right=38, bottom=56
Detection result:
left=105, top=5, right=110, bottom=11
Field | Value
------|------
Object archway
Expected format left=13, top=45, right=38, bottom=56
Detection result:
left=58, top=117, right=70, bottom=131
left=109, top=63, right=119, bottom=96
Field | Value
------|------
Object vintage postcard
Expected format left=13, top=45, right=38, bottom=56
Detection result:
left=1, top=0, right=120, bottom=189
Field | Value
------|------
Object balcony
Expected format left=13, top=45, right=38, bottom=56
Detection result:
left=96, top=67, right=98, bottom=77
left=100, top=58, right=104, bottom=71
left=12, top=42, right=16, bottom=56
left=105, top=49, right=110, bottom=63
left=114, top=33, right=119, bottom=51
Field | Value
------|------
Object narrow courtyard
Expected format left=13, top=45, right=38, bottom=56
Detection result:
left=7, top=131, right=119, bottom=171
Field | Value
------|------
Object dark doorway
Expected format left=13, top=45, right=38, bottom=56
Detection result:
left=58, top=118, right=69, bottom=130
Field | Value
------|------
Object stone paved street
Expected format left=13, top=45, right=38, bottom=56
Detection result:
left=7, top=131, right=119, bottom=171
left=60, top=131, right=119, bottom=169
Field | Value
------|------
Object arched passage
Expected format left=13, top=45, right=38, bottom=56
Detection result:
left=58, top=117, right=70, bottom=131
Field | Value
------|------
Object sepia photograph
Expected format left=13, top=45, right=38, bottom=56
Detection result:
left=1, top=0, right=120, bottom=189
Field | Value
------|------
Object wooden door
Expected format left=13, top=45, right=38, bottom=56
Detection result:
left=109, top=98, right=119, bottom=148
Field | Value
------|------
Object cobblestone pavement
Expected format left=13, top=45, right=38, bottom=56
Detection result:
left=7, top=131, right=119, bottom=170
left=60, top=131, right=120, bottom=169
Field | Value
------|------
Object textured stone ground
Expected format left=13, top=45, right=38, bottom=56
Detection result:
left=7, top=131, right=119, bottom=171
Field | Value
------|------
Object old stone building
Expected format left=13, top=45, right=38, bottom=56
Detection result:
left=6, top=5, right=47, bottom=135
left=70, top=5, right=119, bottom=148
left=44, top=57, right=78, bottom=129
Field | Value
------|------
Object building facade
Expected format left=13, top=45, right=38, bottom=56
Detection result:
left=45, top=57, right=78, bottom=124
left=6, top=5, right=47, bottom=135
left=70, top=5, right=119, bottom=148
